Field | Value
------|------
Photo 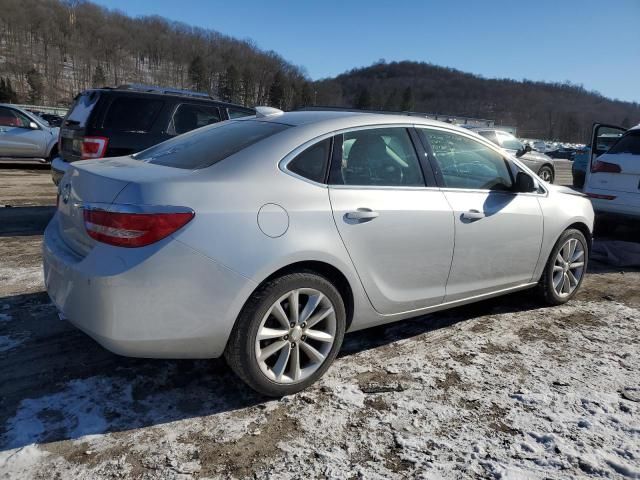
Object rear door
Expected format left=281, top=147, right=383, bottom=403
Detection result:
left=0, top=106, right=45, bottom=157
left=417, top=127, right=544, bottom=302
left=328, top=126, right=455, bottom=315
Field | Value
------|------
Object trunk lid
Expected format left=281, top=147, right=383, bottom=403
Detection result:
left=589, top=152, right=640, bottom=194
left=56, top=156, right=193, bottom=256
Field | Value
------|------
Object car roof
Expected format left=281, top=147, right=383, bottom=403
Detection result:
left=81, top=88, right=253, bottom=110
left=244, top=110, right=476, bottom=135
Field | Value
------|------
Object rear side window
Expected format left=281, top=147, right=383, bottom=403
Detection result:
left=66, top=91, right=100, bottom=127
left=103, top=97, right=163, bottom=133
left=287, top=138, right=331, bottom=183
left=607, top=130, right=640, bottom=155
left=134, top=120, right=290, bottom=169
left=169, top=104, right=221, bottom=135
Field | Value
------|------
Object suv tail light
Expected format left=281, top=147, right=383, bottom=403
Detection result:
left=591, top=160, right=622, bottom=174
left=81, top=136, right=109, bottom=159
left=83, top=207, right=194, bottom=247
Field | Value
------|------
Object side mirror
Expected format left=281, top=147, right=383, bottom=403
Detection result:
left=516, top=144, right=532, bottom=158
left=28, top=121, right=39, bottom=130
left=514, top=171, right=537, bottom=192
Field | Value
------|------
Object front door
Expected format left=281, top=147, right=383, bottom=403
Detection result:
left=417, top=127, right=544, bottom=301
left=0, top=107, right=44, bottom=157
left=328, top=126, right=455, bottom=316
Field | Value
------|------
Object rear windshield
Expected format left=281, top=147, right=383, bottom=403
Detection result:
left=607, top=130, right=640, bottom=155
left=133, top=120, right=291, bottom=169
left=66, top=91, right=100, bottom=127
left=103, top=97, right=164, bottom=133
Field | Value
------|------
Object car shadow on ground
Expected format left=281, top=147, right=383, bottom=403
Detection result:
left=0, top=286, right=547, bottom=451
left=0, top=163, right=50, bottom=171
left=0, top=206, right=55, bottom=237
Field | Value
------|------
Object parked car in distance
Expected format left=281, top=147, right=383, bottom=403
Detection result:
left=51, top=84, right=255, bottom=185
left=547, top=146, right=577, bottom=160
left=36, top=112, right=64, bottom=127
left=470, top=128, right=556, bottom=183
left=572, top=131, right=624, bottom=188
left=0, top=104, right=59, bottom=164
left=44, top=109, right=594, bottom=396
left=583, top=124, right=640, bottom=226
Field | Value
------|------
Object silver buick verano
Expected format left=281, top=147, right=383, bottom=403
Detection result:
left=43, top=109, right=594, bottom=396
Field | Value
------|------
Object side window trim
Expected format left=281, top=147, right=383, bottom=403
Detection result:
left=408, top=127, right=437, bottom=187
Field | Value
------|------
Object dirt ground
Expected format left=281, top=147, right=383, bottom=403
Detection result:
left=0, top=165, right=639, bottom=479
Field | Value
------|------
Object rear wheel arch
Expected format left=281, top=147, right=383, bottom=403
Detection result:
left=253, top=261, right=355, bottom=332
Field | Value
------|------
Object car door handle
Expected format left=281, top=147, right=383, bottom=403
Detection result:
left=461, top=209, right=485, bottom=221
left=345, top=208, right=379, bottom=222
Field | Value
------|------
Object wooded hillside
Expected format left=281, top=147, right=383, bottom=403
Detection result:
left=0, top=0, right=312, bottom=109
left=1, top=1, right=638, bottom=142
left=314, top=61, right=640, bottom=142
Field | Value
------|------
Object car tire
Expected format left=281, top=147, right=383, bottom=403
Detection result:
left=224, top=271, right=346, bottom=397
left=538, top=165, right=554, bottom=184
left=537, top=228, right=588, bottom=305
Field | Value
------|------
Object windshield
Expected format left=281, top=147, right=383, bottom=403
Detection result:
left=134, top=120, right=291, bottom=169
left=497, top=132, right=523, bottom=150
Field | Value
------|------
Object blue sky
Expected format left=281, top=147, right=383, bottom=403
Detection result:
left=94, top=0, right=640, bottom=102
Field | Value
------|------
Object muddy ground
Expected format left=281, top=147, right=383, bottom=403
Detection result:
left=0, top=164, right=638, bottom=479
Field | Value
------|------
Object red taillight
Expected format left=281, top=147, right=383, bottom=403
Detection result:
left=585, top=192, right=617, bottom=200
left=591, top=160, right=622, bottom=174
left=81, top=136, right=109, bottom=159
left=83, top=209, right=194, bottom=247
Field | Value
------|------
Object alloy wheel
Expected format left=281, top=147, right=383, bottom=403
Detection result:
left=540, top=168, right=553, bottom=182
left=255, top=288, right=337, bottom=384
left=552, top=238, right=585, bottom=297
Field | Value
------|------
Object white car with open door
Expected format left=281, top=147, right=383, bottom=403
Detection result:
left=584, top=123, right=640, bottom=226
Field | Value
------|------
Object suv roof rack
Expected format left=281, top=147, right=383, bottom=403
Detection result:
left=115, top=84, right=214, bottom=100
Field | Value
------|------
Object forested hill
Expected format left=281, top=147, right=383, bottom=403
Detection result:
left=0, top=0, right=313, bottom=109
left=1, top=1, right=638, bottom=142
left=313, top=61, right=640, bottom=142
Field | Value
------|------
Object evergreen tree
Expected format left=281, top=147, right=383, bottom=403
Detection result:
left=92, top=65, right=106, bottom=87
left=354, top=86, right=372, bottom=110
left=400, top=86, right=414, bottom=111
left=26, top=68, right=44, bottom=104
left=188, top=56, right=207, bottom=92
left=269, top=71, right=286, bottom=109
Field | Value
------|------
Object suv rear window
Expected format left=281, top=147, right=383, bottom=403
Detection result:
left=607, top=130, right=640, bottom=155
left=134, top=120, right=291, bottom=169
left=168, top=104, right=221, bottom=135
left=66, top=91, right=100, bottom=127
left=103, top=97, right=164, bottom=133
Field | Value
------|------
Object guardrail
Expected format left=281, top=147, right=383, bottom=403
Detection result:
left=12, top=104, right=68, bottom=116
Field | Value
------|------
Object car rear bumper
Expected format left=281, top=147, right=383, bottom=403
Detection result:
left=42, top=214, right=256, bottom=358
left=51, top=156, right=68, bottom=185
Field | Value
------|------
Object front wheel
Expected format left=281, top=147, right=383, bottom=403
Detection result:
left=538, top=165, right=554, bottom=184
left=224, top=272, right=346, bottom=396
left=537, top=228, right=588, bottom=305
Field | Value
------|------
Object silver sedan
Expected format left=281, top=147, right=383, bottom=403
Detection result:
left=43, top=109, right=594, bottom=396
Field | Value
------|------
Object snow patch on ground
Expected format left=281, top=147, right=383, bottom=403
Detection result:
left=0, top=266, right=43, bottom=291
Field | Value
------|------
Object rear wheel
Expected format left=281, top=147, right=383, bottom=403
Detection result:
left=538, top=228, right=588, bottom=305
left=224, top=272, right=346, bottom=396
left=538, top=165, right=554, bottom=184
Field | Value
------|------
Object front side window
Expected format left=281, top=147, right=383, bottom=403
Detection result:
left=287, top=138, right=331, bottom=183
left=419, top=129, right=513, bottom=191
left=134, top=120, right=290, bottom=169
left=169, top=104, right=221, bottom=135
left=0, top=107, right=28, bottom=127
left=103, top=97, right=164, bottom=133
left=330, top=127, right=424, bottom=187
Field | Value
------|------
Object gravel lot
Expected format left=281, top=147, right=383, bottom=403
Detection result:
left=0, top=164, right=639, bottom=479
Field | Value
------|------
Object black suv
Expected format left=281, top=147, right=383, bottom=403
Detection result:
left=52, top=84, right=255, bottom=184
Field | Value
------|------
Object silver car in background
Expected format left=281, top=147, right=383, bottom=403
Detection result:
left=0, top=104, right=59, bottom=163
left=43, top=109, right=594, bottom=396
